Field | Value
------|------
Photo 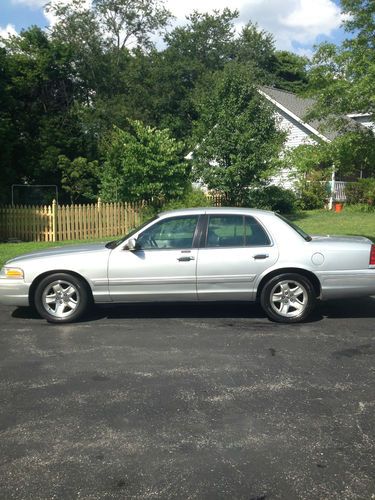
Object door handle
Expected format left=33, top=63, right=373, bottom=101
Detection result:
left=253, top=254, right=269, bottom=260
left=177, top=256, right=195, bottom=262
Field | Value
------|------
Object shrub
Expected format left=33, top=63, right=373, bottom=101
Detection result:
left=295, top=171, right=328, bottom=210
left=343, top=203, right=375, bottom=213
left=161, top=187, right=213, bottom=211
left=242, top=186, right=297, bottom=213
left=346, top=178, right=375, bottom=206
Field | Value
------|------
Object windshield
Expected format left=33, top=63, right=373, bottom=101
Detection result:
left=105, top=215, right=158, bottom=249
left=276, top=214, right=312, bottom=242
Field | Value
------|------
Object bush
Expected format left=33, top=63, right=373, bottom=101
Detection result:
left=161, top=187, right=213, bottom=211
left=343, top=203, right=375, bottom=213
left=242, top=186, right=297, bottom=213
left=295, top=172, right=328, bottom=210
left=346, top=178, right=375, bottom=206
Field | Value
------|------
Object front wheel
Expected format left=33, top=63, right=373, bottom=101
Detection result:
left=260, top=273, right=316, bottom=323
left=34, top=273, right=90, bottom=323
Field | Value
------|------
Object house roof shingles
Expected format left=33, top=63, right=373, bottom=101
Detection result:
left=260, top=86, right=339, bottom=141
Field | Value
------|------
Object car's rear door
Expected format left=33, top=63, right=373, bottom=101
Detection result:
left=196, top=214, right=278, bottom=301
left=108, top=215, right=200, bottom=302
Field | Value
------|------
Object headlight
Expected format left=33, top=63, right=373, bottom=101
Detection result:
left=0, top=267, right=24, bottom=279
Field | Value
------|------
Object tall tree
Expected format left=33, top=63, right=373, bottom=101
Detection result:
left=94, top=0, right=170, bottom=51
left=192, top=63, right=285, bottom=205
left=307, top=0, right=375, bottom=120
left=99, top=121, right=190, bottom=204
left=235, top=22, right=276, bottom=82
left=148, top=9, right=238, bottom=139
left=271, top=51, right=309, bottom=92
left=48, top=0, right=171, bottom=91
left=0, top=27, right=85, bottom=203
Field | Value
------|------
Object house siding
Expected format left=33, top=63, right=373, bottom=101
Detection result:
left=271, top=110, right=318, bottom=190
left=276, top=109, right=318, bottom=149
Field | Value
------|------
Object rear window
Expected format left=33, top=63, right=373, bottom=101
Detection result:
left=276, top=214, right=312, bottom=242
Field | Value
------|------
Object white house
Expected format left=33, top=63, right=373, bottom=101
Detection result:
left=259, top=86, right=374, bottom=199
left=189, top=86, right=374, bottom=200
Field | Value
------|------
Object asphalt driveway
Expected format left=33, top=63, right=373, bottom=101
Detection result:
left=0, top=299, right=374, bottom=499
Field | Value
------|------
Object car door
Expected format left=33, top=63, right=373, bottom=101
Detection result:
left=197, top=214, right=278, bottom=301
left=108, top=214, right=200, bottom=302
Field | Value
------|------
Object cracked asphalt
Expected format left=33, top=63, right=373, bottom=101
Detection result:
left=0, top=298, right=374, bottom=499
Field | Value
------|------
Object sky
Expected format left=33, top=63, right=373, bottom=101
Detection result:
left=0, top=0, right=346, bottom=57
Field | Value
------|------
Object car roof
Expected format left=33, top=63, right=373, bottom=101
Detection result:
left=158, top=207, right=274, bottom=217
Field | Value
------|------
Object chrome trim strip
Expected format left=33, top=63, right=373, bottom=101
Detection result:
left=108, top=277, right=196, bottom=286
left=197, top=275, right=257, bottom=283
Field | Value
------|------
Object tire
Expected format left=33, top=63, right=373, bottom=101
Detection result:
left=260, top=273, right=316, bottom=324
left=34, top=273, right=90, bottom=323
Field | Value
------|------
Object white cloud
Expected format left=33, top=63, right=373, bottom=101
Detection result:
left=0, top=24, right=18, bottom=39
left=39, top=0, right=343, bottom=53
left=165, top=0, right=343, bottom=52
left=164, top=0, right=248, bottom=19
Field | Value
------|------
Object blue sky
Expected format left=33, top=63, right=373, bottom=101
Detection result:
left=0, top=0, right=48, bottom=33
left=0, top=0, right=346, bottom=56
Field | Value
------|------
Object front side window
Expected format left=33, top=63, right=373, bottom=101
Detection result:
left=137, top=216, right=199, bottom=250
left=206, top=215, right=270, bottom=247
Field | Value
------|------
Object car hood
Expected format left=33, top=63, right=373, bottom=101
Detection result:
left=5, top=243, right=110, bottom=265
left=310, top=234, right=372, bottom=244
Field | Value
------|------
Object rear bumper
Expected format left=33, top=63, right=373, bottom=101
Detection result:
left=317, top=270, right=375, bottom=300
left=0, top=279, right=30, bottom=307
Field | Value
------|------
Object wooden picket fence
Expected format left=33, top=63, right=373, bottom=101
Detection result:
left=0, top=199, right=145, bottom=242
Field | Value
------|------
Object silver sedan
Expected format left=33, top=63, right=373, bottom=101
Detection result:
left=1, top=207, right=375, bottom=323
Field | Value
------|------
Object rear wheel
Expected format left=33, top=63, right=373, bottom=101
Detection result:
left=260, top=273, right=316, bottom=323
left=34, top=273, right=90, bottom=323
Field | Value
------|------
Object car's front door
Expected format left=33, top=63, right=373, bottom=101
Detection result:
left=108, top=215, right=200, bottom=302
left=197, top=214, right=278, bottom=301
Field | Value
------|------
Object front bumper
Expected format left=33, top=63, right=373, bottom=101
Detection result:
left=0, top=279, right=30, bottom=307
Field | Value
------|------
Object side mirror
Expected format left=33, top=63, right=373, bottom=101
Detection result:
left=124, top=237, right=138, bottom=251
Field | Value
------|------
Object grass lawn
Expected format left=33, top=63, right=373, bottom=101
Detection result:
left=291, top=209, right=375, bottom=242
left=0, top=237, right=115, bottom=268
left=0, top=209, right=374, bottom=267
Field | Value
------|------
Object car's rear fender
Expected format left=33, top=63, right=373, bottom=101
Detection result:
left=256, top=267, right=322, bottom=301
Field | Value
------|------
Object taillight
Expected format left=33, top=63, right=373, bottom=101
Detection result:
left=370, top=245, right=375, bottom=266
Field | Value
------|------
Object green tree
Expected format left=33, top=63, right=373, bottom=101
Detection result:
left=307, top=0, right=375, bottom=121
left=0, top=47, right=17, bottom=203
left=146, top=9, right=238, bottom=139
left=0, top=27, right=85, bottom=203
left=235, top=22, right=276, bottom=82
left=285, top=143, right=330, bottom=175
left=58, top=156, right=99, bottom=203
left=271, top=51, right=309, bottom=92
left=328, top=131, right=375, bottom=178
left=94, top=0, right=170, bottom=51
left=99, top=121, right=190, bottom=204
left=192, top=63, right=285, bottom=205
left=48, top=0, right=171, bottom=95
left=286, top=130, right=375, bottom=180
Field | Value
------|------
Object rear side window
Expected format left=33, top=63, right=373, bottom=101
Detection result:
left=206, top=215, right=270, bottom=247
left=245, top=216, right=271, bottom=246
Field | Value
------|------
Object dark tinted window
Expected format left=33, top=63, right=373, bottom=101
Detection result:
left=206, top=215, right=270, bottom=247
left=245, top=216, right=271, bottom=246
left=137, top=216, right=199, bottom=250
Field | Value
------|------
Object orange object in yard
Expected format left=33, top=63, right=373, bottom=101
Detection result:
left=334, top=203, right=343, bottom=212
